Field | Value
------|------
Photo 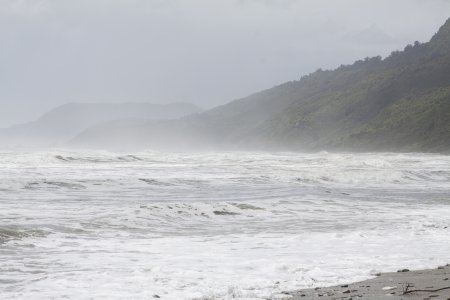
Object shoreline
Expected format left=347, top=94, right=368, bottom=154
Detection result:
left=279, top=265, right=450, bottom=300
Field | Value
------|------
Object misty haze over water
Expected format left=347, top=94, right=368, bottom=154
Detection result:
left=1, top=1, right=450, bottom=300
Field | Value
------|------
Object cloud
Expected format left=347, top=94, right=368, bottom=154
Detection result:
left=0, top=0, right=449, bottom=127
left=0, top=0, right=49, bottom=16
left=343, top=25, right=397, bottom=45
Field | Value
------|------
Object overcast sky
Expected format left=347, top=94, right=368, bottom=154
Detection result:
left=1, top=0, right=449, bottom=127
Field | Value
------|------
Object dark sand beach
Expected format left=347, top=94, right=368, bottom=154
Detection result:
left=280, top=265, right=450, bottom=300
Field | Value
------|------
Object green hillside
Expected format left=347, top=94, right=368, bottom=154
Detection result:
left=258, top=18, right=450, bottom=151
left=72, top=18, right=450, bottom=152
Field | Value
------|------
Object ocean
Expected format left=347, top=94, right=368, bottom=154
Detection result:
left=1, top=150, right=450, bottom=299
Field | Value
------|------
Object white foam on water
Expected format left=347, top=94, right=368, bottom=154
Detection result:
left=1, top=150, right=450, bottom=299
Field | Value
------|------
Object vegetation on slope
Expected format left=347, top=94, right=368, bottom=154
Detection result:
left=72, top=18, right=450, bottom=152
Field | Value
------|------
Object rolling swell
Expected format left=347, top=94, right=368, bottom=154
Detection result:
left=55, top=154, right=144, bottom=163
left=0, top=226, right=47, bottom=244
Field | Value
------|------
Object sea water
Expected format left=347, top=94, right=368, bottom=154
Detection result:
left=1, top=150, right=450, bottom=299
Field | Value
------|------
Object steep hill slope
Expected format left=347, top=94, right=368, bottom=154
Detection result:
left=72, top=18, right=450, bottom=152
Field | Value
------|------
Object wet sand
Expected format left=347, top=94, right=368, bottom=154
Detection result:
left=278, top=265, right=450, bottom=300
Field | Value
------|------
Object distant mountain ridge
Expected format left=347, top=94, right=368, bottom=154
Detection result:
left=73, top=18, right=450, bottom=152
left=0, top=102, right=201, bottom=147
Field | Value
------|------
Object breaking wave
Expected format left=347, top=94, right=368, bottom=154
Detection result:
left=1, top=149, right=450, bottom=299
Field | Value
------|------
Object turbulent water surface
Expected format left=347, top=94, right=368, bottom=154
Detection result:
left=1, top=150, right=450, bottom=299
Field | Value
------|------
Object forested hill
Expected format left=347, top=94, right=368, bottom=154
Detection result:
left=72, top=18, right=450, bottom=152
left=251, top=17, right=450, bottom=152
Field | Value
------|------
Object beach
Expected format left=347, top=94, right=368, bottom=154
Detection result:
left=283, top=265, right=450, bottom=300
